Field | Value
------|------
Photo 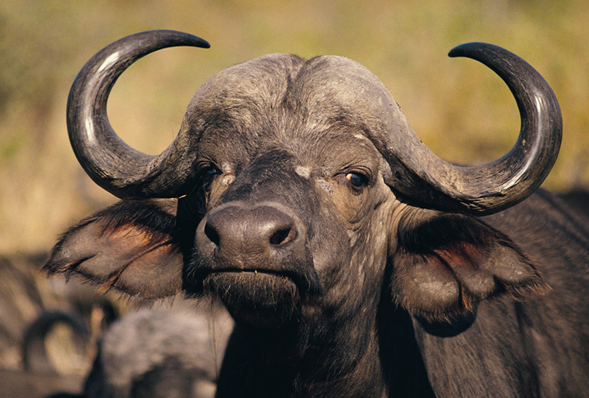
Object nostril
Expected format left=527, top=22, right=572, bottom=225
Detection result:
left=204, top=223, right=221, bottom=247
left=269, top=227, right=296, bottom=246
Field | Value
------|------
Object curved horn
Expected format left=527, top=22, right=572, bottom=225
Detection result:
left=381, top=42, right=562, bottom=215
left=67, top=30, right=210, bottom=198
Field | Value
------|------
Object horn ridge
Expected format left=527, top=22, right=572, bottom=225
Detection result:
left=67, top=30, right=210, bottom=199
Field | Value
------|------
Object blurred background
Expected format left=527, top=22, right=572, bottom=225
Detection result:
left=0, top=0, right=587, bottom=395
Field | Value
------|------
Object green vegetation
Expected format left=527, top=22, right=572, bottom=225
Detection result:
left=1, top=0, right=588, bottom=253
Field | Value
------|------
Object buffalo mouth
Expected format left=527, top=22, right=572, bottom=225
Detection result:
left=184, top=262, right=323, bottom=328
left=203, top=270, right=302, bottom=328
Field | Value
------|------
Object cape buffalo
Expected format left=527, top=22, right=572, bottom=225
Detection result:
left=80, top=303, right=232, bottom=398
left=21, top=303, right=231, bottom=398
left=44, top=30, right=589, bottom=397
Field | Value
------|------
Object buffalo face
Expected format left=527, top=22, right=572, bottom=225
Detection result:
left=178, top=65, right=402, bottom=327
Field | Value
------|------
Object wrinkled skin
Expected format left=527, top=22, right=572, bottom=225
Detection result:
left=45, top=54, right=589, bottom=397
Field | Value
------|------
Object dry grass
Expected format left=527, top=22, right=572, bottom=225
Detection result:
left=1, top=0, right=588, bottom=254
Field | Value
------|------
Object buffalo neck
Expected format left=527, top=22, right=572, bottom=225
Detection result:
left=215, top=300, right=388, bottom=397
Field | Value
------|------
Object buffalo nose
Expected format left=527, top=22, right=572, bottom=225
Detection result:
left=203, top=205, right=299, bottom=255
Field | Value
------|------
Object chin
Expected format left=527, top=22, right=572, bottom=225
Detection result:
left=203, top=272, right=301, bottom=329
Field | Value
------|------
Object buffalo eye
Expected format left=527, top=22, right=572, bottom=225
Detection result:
left=345, top=172, right=369, bottom=191
left=200, top=165, right=222, bottom=187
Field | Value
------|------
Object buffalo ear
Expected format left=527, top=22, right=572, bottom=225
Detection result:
left=391, top=210, right=549, bottom=322
left=44, top=199, right=184, bottom=300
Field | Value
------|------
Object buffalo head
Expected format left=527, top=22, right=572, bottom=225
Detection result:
left=45, top=30, right=559, bottom=349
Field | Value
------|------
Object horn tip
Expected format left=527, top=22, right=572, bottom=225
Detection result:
left=448, top=42, right=490, bottom=58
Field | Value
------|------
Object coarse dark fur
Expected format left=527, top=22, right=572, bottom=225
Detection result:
left=45, top=53, right=589, bottom=397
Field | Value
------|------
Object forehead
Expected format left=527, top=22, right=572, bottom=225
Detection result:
left=189, top=53, right=393, bottom=164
